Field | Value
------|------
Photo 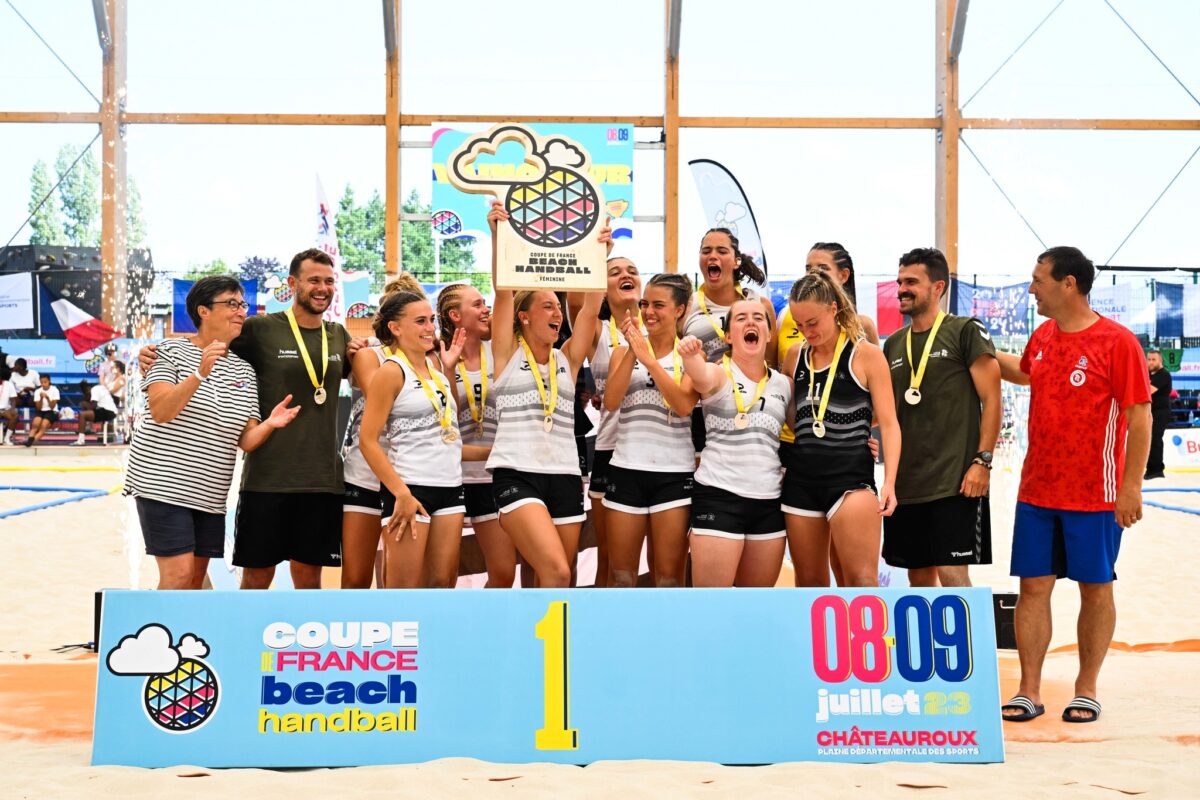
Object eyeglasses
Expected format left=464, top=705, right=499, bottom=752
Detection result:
left=207, top=299, right=250, bottom=311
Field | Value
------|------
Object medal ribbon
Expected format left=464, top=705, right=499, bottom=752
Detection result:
left=646, top=336, right=683, bottom=407
left=722, top=355, right=769, bottom=417
left=285, top=307, right=328, bottom=392
left=607, top=313, right=645, bottom=348
left=519, top=336, right=558, bottom=423
left=905, top=310, right=947, bottom=395
left=696, top=286, right=744, bottom=343
left=396, top=351, right=454, bottom=434
left=456, top=344, right=488, bottom=428
left=807, top=330, right=849, bottom=429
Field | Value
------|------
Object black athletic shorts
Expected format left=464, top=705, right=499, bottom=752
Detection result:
left=381, top=484, right=465, bottom=524
left=588, top=449, right=613, bottom=499
left=781, top=476, right=876, bottom=520
left=689, top=482, right=784, bottom=540
left=34, top=409, right=58, bottom=423
left=491, top=468, right=585, bottom=525
left=94, top=408, right=117, bottom=424
left=602, top=464, right=693, bottom=515
left=883, top=494, right=993, bottom=569
left=464, top=483, right=498, bottom=523
left=343, top=481, right=383, bottom=515
left=233, top=490, right=343, bottom=568
left=136, top=497, right=225, bottom=558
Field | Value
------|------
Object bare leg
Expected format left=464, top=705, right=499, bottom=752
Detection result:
left=937, top=565, right=972, bottom=587
left=499, top=503, right=572, bottom=588
left=605, top=507, right=648, bottom=588
left=907, top=566, right=940, bottom=587
left=289, top=561, right=323, bottom=589
left=1071, top=581, right=1116, bottom=717
left=341, top=511, right=383, bottom=589
left=591, top=497, right=610, bottom=587
left=156, top=554, right=201, bottom=590
left=240, top=565, right=276, bottom=590
left=785, top=513, right=832, bottom=587
left=383, top=520, right=431, bottom=588
left=828, top=489, right=881, bottom=587
left=689, top=533, right=743, bottom=587
left=423, top=513, right=464, bottom=588
left=829, top=540, right=847, bottom=586
left=734, top=537, right=787, bottom=587
left=473, top=518, right=516, bottom=588
left=648, top=506, right=690, bottom=587
left=1004, top=575, right=1056, bottom=716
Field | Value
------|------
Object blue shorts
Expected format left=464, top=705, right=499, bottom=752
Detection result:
left=1011, top=501, right=1122, bottom=584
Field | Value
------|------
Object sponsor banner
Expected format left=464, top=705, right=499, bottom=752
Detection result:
left=956, top=281, right=1030, bottom=337
left=0, top=272, right=35, bottom=330
left=1165, top=428, right=1200, bottom=467
left=3, top=337, right=141, bottom=375
left=93, top=589, right=1003, bottom=767
left=171, top=280, right=258, bottom=335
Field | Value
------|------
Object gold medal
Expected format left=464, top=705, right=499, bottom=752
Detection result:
left=441, top=427, right=459, bottom=444
left=812, top=420, right=827, bottom=438
left=285, top=307, right=329, bottom=404
left=543, top=416, right=554, bottom=433
left=395, top=351, right=457, bottom=444
left=722, top=355, right=769, bottom=432
left=519, top=336, right=559, bottom=435
left=806, top=331, right=848, bottom=439
left=734, top=412, right=749, bottom=430
left=905, top=310, right=946, bottom=406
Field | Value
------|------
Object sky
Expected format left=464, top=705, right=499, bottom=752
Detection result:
left=1, top=0, right=1198, bottom=294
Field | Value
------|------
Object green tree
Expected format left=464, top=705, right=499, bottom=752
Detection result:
left=400, top=189, right=486, bottom=293
left=127, top=177, right=148, bottom=247
left=28, top=160, right=66, bottom=245
left=183, top=258, right=231, bottom=279
left=336, top=185, right=387, bottom=291
left=238, top=255, right=282, bottom=283
left=55, top=144, right=101, bottom=247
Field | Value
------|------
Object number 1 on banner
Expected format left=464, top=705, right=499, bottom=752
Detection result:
left=535, top=601, right=579, bottom=750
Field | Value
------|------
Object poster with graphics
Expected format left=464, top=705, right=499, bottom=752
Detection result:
left=93, top=589, right=1003, bottom=767
left=435, top=122, right=633, bottom=292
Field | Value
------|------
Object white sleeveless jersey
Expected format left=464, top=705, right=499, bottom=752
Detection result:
left=693, top=361, right=791, bottom=498
left=682, top=286, right=758, bottom=363
left=342, top=345, right=389, bottom=490
left=590, top=321, right=624, bottom=452
left=610, top=350, right=695, bottom=473
left=382, top=356, right=463, bottom=488
left=452, top=340, right=497, bottom=485
left=486, top=347, right=579, bottom=476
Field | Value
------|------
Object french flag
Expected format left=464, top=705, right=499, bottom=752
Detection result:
left=43, top=283, right=120, bottom=355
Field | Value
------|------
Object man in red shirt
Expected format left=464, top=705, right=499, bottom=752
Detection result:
left=997, top=246, right=1151, bottom=724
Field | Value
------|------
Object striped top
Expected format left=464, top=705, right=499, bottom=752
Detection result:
left=610, top=350, right=695, bottom=473
left=453, top=340, right=497, bottom=485
left=590, top=322, right=624, bottom=452
left=681, top=287, right=758, bottom=363
left=124, top=337, right=260, bottom=514
left=782, top=341, right=874, bottom=485
left=381, top=356, right=462, bottom=488
left=342, top=345, right=388, bottom=491
left=693, top=361, right=791, bottom=499
left=486, top=347, right=579, bottom=476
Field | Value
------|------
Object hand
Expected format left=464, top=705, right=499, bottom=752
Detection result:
left=438, top=326, right=467, bottom=372
left=347, top=337, right=368, bottom=360
left=959, top=463, right=991, bottom=498
left=266, top=394, right=301, bottom=429
left=678, top=335, right=703, bottom=359
left=878, top=484, right=898, bottom=517
left=1115, top=484, right=1143, bottom=529
left=198, top=341, right=228, bottom=378
left=386, top=490, right=429, bottom=541
left=621, top=311, right=652, bottom=364
left=597, top=215, right=614, bottom=254
left=486, top=200, right=509, bottom=236
left=590, top=394, right=602, bottom=409
left=138, top=344, right=158, bottom=373
left=867, top=437, right=880, bottom=460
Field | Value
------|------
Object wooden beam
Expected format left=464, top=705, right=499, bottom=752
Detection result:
left=678, top=116, right=940, bottom=129
left=935, top=0, right=960, bottom=277
left=664, top=0, right=680, bottom=273
left=384, top=0, right=401, bottom=278
left=961, top=117, right=1200, bottom=130
left=0, top=111, right=101, bottom=123
left=100, top=0, right=128, bottom=334
left=120, top=112, right=384, bottom=125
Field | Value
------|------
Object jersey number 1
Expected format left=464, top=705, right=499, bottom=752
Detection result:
left=535, top=600, right=579, bottom=750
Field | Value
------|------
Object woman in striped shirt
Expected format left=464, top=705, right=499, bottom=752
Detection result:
left=124, top=276, right=299, bottom=589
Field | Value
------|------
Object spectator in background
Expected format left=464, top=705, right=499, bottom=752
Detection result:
left=1145, top=349, right=1172, bottom=480
left=75, top=380, right=119, bottom=446
left=25, top=374, right=59, bottom=447
left=0, top=374, right=16, bottom=445
left=98, top=344, right=120, bottom=389
left=10, top=358, right=40, bottom=410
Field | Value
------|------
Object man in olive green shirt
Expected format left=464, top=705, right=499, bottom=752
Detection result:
left=882, top=247, right=1001, bottom=587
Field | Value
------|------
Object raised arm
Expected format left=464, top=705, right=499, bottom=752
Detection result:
left=146, top=342, right=225, bottom=424
left=678, top=334, right=725, bottom=398
left=488, top=201, right=517, bottom=377
left=238, top=394, right=300, bottom=452
left=564, top=290, right=603, bottom=375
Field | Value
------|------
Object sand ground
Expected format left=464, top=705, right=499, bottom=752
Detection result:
left=1, top=446, right=1197, bottom=798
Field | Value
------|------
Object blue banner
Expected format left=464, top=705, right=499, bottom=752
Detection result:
left=1156, top=282, right=1183, bottom=340
left=955, top=281, right=1029, bottom=336
left=172, top=279, right=258, bottom=334
left=93, top=589, right=1003, bottom=767
left=432, top=123, right=635, bottom=242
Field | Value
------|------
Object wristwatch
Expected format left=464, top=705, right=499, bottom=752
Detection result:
left=972, top=450, right=993, bottom=470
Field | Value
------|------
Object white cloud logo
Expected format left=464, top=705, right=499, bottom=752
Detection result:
left=544, top=139, right=585, bottom=169
left=106, top=624, right=181, bottom=675
left=177, top=633, right=209, bottom=660
left=448, top=125, right=548, bottom=190
left=716, top=202, right=747, bottom=224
